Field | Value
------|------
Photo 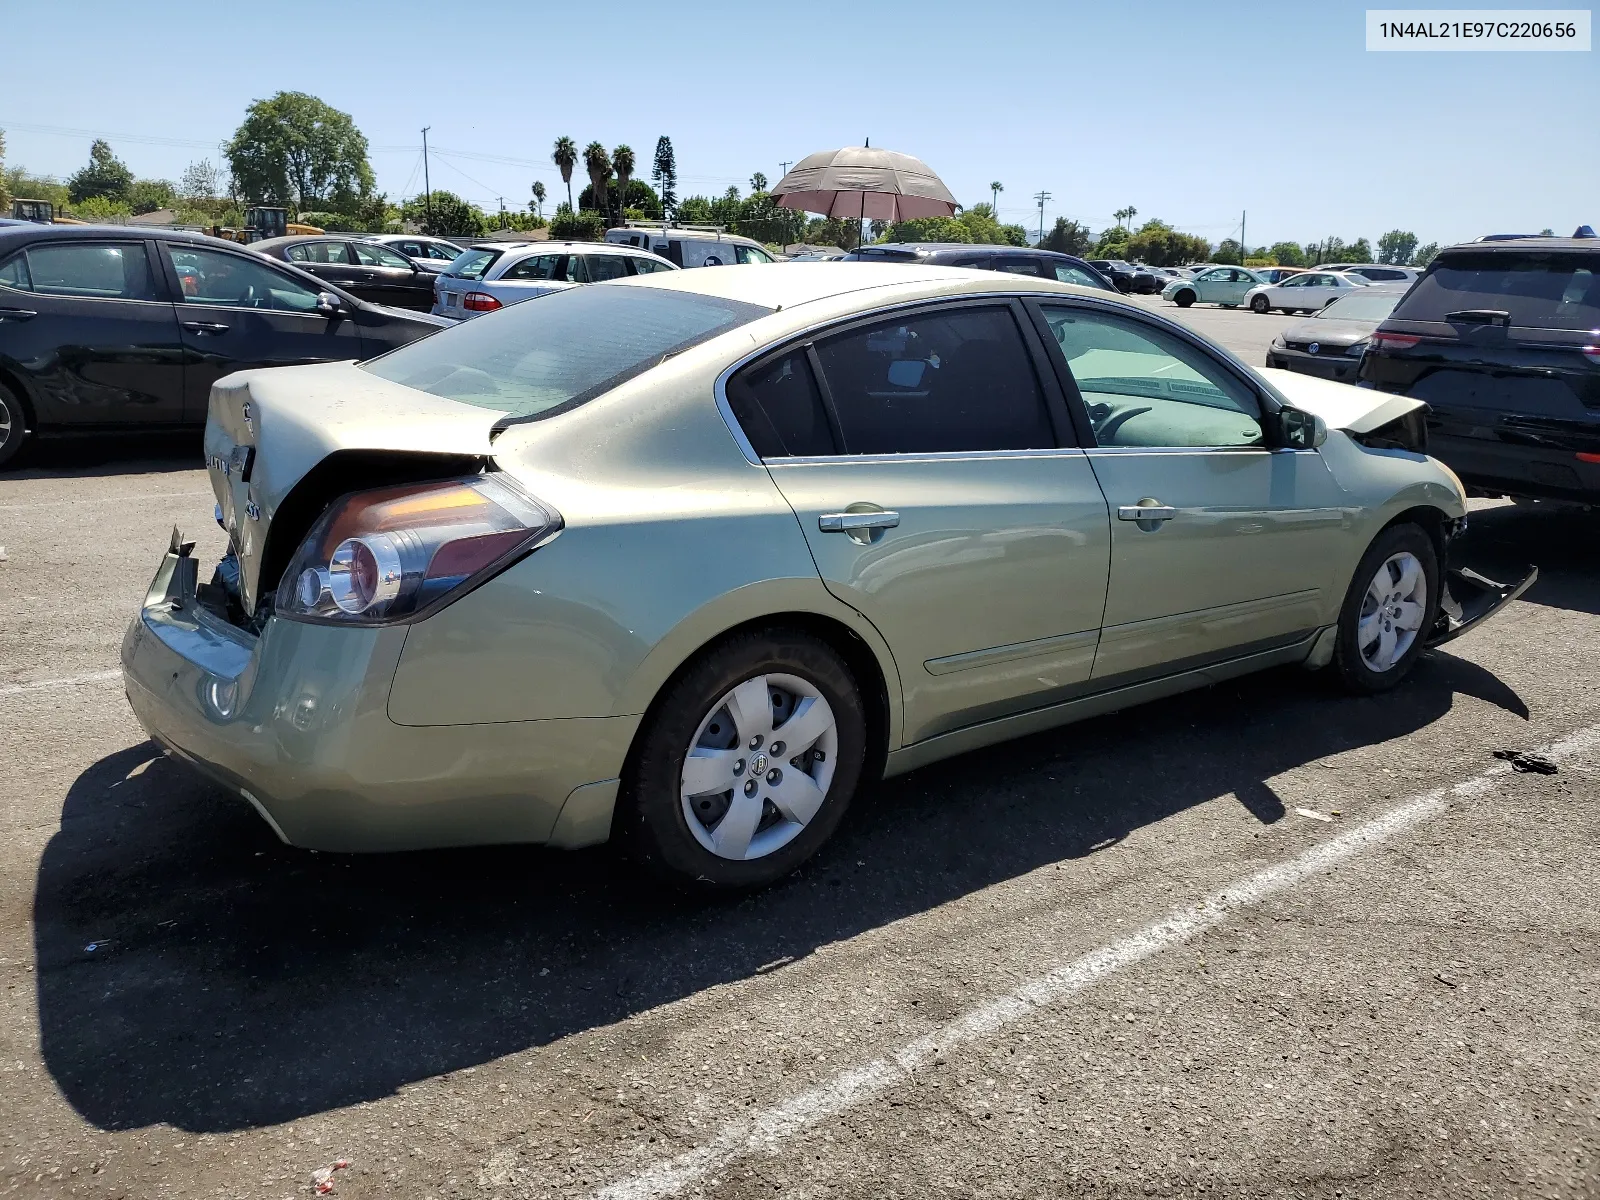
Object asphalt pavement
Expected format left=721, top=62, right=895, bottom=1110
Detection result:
left=1, top=298, right=1596, bottom=1200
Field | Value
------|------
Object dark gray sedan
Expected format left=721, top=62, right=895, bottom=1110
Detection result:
left=1264, top=288, right=1406, bottom=382
left=251, top=235, right=438, bottom=311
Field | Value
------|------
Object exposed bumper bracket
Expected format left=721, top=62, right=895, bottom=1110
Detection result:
left=1426, top=565, right=1538, bottom=648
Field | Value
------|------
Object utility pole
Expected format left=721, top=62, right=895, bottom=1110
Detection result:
left=421, top=127, right=433, bottom=232
left=1240, top=209, right=1246, bottom=262
left=1033, top=190, right=1051, bottom=247
left=779, top=160, right=792, bottom=178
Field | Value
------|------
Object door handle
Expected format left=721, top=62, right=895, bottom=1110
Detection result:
left=819, top=510, right=900, bottom=533
left=1117, top=502, right=1177, bottom=522
left=0, top=308, right=38, bottom=321
left=181, top=320, right=230, bottom=335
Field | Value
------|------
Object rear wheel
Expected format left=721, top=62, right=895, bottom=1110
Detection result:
left=621, top=628, right=867, bottom=889
left=1250, top=293, right=1271, bottom=314
left=0, top=383, right=28, bottom=469
left=1333, top=524, right=1440, bottom=693
left=1174, top=289, right=1196, bottom=308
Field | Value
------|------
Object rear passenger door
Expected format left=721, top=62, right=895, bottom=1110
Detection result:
left=726, top=301, right=1112, bottom=744
left=284, top=240, right=362, bottom=293
left=0, top=238, right=185, bottom=428
left=351, top=241, right=433, bottom=309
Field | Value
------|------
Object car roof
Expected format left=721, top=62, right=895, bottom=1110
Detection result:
left=495, top=241, right=665, bottom=259
left=857, top=242, right=1087, bottom=261
left=0, top=223, right=238, bottom=248
left=1442, top=237, right=1600, bottom=254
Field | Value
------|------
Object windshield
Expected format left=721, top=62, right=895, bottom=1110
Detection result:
left=1394, top=252, right=1600, bottom=330
left=360, top=284, right=770, bottom=423
left=445, top=248, right=501, bottom=280
left=1318, top=291, right=1404, bottom=320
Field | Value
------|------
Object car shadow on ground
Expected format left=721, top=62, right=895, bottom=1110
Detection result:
left=2, top=432, right=202, bottom=480
left=34, top=645, right=1527, bottom=1134
left=1457, top=502, right=1600, bottom=618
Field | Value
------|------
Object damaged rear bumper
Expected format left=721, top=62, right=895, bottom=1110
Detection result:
left=1426, top=565, right=1538, bottom=648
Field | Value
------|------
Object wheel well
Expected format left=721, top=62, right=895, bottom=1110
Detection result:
left=1382, top=505, right=1453, bottom=563
left=622, top=611, right=894, bottom=794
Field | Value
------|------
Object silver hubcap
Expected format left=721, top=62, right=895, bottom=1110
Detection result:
left=1358, top=551, right=1427, bottom=672
left=680, top=672, right=838, bottom=861
left=0, top=398, right=12, bottom=447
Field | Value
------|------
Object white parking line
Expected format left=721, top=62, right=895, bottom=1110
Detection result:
left=593, top=723, right=1600, bottom=1200
left=0, top=669, right=121, bottom=698
left=0, top=489, right=211, bottom=511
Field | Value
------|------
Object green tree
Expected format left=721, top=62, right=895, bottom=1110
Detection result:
left=129, top=178, right=176, bottom=215
left=676, top=195, right=714, bottom=224
left=885, top=216, right=972, bottom=243
left=1345, top=237, right=1374, bottom=263
left=225, top=93, right=372, bottom=212
left=613, top=145, right=636, bottom=223
left=1377, top=229, right=1418, bottom=265
left=582, top=142, right=611, bottom=225
left=579, top=178, right=663, bottom=219
left=1266, top=241, right=1304, bottom=266
left=804, top=216, right=859, bottom=248
left=67, top=139, right=133, bottom=205
left=1041, top=216, right=1094, bottom=256
left=73, top=195, right=132, bottom=221
left=1214, top=238, right=1244, bottom=265
left=1413, top=242, right=1440, bottom=268
left=552, top=137, right=577, bottom=210
left=1124, top=218, right=1209, bottom=267
left=990, top=180, right=1003, bottom=211
left=0, top=128, right=9, bottom=211
left=549, top=202, right=604, bottom=241
left=179, top=158, right=222, bottom=203
left=530, top=180, right=546, bottom=219
left=399, top=189, right=485, bottom=236
left=652, top=136, right=677, bottom=218
left=749, top=171, right=768, bottom=192
left=1093, top=227, right=1130, bottom=257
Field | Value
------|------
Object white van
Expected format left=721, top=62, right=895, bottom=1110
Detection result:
left=604, top=222, right=783, bottom=267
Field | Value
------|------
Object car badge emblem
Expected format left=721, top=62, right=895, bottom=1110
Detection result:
left=245, top=499, right=261, bottom=521
left=1308, top=342, right=1321, bottom=354
left=751, top=752, right=768, bottom=775
left=242, top=401, right=254, bottom=432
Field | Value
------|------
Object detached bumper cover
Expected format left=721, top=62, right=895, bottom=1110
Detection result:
left=1426, top=565, right=1538, bottom=648
left=120, top=539, right=636, bottom=852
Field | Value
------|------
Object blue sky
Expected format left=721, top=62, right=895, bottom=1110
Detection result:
left=2, top=0, right=1594, bottom=248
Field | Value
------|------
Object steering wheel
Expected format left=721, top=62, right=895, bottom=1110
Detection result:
left=1094, top=405, right=1153, bottom=443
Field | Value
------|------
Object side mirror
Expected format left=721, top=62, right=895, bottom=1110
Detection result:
left=315, top=291, right=345, bottom=317
left=1279, top=407, right=1327, bottom=450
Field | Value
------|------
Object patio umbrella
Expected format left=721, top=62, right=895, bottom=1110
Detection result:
left=771, top=146, right=958, bottom=248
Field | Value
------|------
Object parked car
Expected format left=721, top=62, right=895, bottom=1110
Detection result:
left=842, top=243, right=1113, bottom=290
left=430, top=241, right=678, bottom=320
left=251, top=235, right=437, bottom=311
left=1252, top=267, right=1306, bottom=285
left=1128, top=264, right=1166, bottom=294
left=1264, top=288, right=1406, bottom=382
left=1087, top=259, right=1140, bottom=293
left=1320, top=263, right=1420, bottom=286
left=1361, top=237, right=1600, bottom=503
left=0, top=225, right=444, bottom=467
left=1162, top=266, right=1271, bottom=308
left=120, top=263, right=1529, bottom=890
left=363, top=234, right=465, bottom=273
left=1246, top=270, right=1371, bottom=314
left=604, top=225, right=782, bottom=267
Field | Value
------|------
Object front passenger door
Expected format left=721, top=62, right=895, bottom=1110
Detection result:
left=728, top=302, right=1112, bottom=744
left=352, top=241, right=433, bottom=309
left=1034, top=302, right=1347, bottom=681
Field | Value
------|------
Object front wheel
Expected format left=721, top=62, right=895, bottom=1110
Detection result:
left=1333, top=524, right=1440, bottom=693
left=1250, top=294, right=1271, bottom=314
left=620, top=628, right=867, bottom=889
left=1174, top=290, right=1196, bottom=308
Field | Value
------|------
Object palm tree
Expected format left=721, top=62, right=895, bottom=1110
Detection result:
left=1113, top=206, right=1130, bottom=230
left=583, top=142, right=612, bottom=223
left=1125, top=205, right=1138, bottom=231
left=990, top=180, right=1003, bottom=211
left=530, top=180, right=546, bottom=220
left=552, top=137, right=577, bottom=210
left=612, top=144, right=636, bottom=221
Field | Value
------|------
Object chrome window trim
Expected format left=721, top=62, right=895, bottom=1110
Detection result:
left=10, top=239, right=168, bottom=306
left=766, top=446, right=1088, bottom=467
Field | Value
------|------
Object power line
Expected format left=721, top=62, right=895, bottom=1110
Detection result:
left=0, top=118, right=223, bottom=150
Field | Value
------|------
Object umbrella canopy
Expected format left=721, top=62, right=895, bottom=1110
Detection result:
left=771, top=146, right=958, bottom=221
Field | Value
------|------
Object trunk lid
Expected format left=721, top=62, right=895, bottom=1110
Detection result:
left=204, top=360, right=508, bottom=616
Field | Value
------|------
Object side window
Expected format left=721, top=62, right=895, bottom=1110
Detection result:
left=1054, top=264, right=1101, bottom=287
left=427, top=243, right=459, bottom=261
left=812, top=306, right=1056, bottom=455
left=1038, top=305, right=1263, bottom=449
left=734, top=244, right=774, bottom=265
left=353, top=242, right=413, bottom=269
left=502, top=254, right=563, bottom=281
left=584, top=255, right=632, bottom=282
left=284, top=243, right=312, bottom=262
left=993, top=258, right=1043, bottom=276
left=165, top=245, right=322, bottom=313
left=630, top=256, right=673, bottom=275
left=0, top=253, right=32, bottom=290
left=560, top=255, right=589, bottom=283
left=298, top=241, right=352, bottom=265
left=21, top=242, right=159, bottom=301
left=1279, top=274, right=1305, bottom=288
left=726, top=349, right=836, bottom=458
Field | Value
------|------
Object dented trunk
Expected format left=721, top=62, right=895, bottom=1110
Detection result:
left=204, top=361, right=508, bottom=615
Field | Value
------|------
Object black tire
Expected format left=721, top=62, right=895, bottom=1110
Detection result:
left=0, top=382, right=28, bottom=469
left=1333, top=523, right=1441, bottom=693
left=620, top=627, right=867, bottom=889
left=1278, top=307, right=1296, bottom=315
left=1250, top=294, right=1271, bottom=314
left=1174, top=290, right=1196, bottom=308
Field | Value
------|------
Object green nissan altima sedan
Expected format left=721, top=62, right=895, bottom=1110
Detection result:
left=122, top=264, right=1532, bottom=888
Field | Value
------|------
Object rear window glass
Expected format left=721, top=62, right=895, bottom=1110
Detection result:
left=1317, top=291, right=1403, bottom=321
left=445, top=248, right=501, bottom=280
left=1396, top=252, right=1600, bottom=330
left=360, top=284, right=769, bottom=424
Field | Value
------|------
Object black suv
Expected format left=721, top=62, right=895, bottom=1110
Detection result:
left=1361, top=237, right=1600, bottom=503
left=0, top=225, right=445, bottom=467
left=843, top=243, right=1114, bottom=291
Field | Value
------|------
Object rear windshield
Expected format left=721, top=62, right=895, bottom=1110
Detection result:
left=444, top=248, right=501, bottom=280
left=360, top=284, right=770, bottom=424
left=1395, top=251, right=1600, bottom=330
left=1318, top=291, right=1404, bottom=321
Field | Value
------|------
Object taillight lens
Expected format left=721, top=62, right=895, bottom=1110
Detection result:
left=1582, top=344, right=1600, bottom=364
left=275, top=475, right=561, bottom=625
left=1370, top=332, right=1422, bottom=352
left=463, top=291, right=501, bottom=312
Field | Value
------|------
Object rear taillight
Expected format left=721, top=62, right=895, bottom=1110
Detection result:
left=1370, top=332, right=1422, bottom=352
left=463, top=291, right=501, bottom=312
left=1577, top=452, right=1600, bottom=464
left=1582, top=345, right=1600, bottom=364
